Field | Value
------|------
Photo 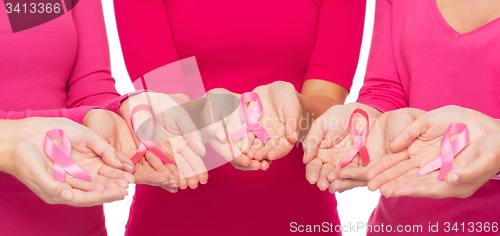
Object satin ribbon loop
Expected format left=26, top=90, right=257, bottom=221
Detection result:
left=130, top=104, right=175, bottom=164
left=44, top=129, right=91, bottom=183
left=418, top=123, right=469, bottom=181
left=230, top=92, right=270, bottom=144
left=340, top=109, right=370, bottom=169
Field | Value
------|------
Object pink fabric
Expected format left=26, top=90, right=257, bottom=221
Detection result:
left=114, top=0, right=366, bottom=235
left=45, top=129, right=92, bottom=183
left=0, top=0, right=123, bottom=235
left=340, top=109, right=370, bottom=169
left=0, top=106, right=97, bottom=124
left=230, top=92, right=270, bottom=144
left=357, top=0, right=500, bottom=235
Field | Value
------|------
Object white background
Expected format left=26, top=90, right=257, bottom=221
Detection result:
left=101, top=1, right=379, bottom=235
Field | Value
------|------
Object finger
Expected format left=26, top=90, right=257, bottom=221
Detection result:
left=388, top=114, right=429, bottom=153
left=329, top=179, right=367, bottom=193
left=241, top=133, right=255, bottom=154
left=267, top=137, right=294, bottom=160
left=117, top=152, right=135, bottom=174
left=303, top=118, right=328, bottom=164
left=30, top=167, right=77, bottom=204
left=91, top=174, right=128, bottom=189
left=232, top=153, right=251, bottom=167
left=248, top=159, right=263, bottom=170
left=66, top=177, right=104, bottom=192
left=144, top=151, right=172, bottom=184
left=387, top=173, right=442, bottom=198
left=253, top=144, right=274, bottom=161
left=366, top=151, right=409, bottom=182
left=134, top=167, right=170, bottom=185
left=339, top=166, right=369, bottom=181
left=98, top=164, right=135, bottom=184
left=174, top=152, right=199, bottom=189
left=176, top=112, right=206, bottom=157
left=180, top=145, right=209, bottom=185
left=165, top=164, right=181, bottom=186
left=447, top=152, right=499, bottom=184
left=317, top=163, right=335, bottom=191
left=282, top=102, right=301, bottom=144
left=305, top=158, right=323, bottom=184
left=261, top=159, right=271, bottom=170
left=83, top=129, right=122, bottom=169
left=70, top=187, right=128, bottom=206
left=246, top=138, right=264, bottom=159
left=368, top=157, right=414, bottom=191
left=162, top=185, right=179, bottom=193
left=384, top=109, right=421, bottom=144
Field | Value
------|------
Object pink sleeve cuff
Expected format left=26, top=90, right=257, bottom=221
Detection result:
left=0, top=106, right=100, bottom=125
left=103, top=90, right=145, bottom=114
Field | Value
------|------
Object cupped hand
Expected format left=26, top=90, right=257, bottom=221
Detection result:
left=368, top=105, right=500, bottom=198
left=9, top=117, right=134, bottom=206
left=200, top=88, right=270, bottom=171
left=335, top=108, right=425, bottom=193
left=302, top=103, right=383, bottom=193
left=248, top=81, right=302, bottom=162
left=119, top=92, right=208, bottom=190
left=85, top=108, right=181, bottom=193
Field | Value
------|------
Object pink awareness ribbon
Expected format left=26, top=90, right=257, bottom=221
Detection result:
left=340, top=109, right=370, bottom=169
left=44, top=129, right=91, bottom=183
left=418, top=123, right=469, bottom=181
left=230, top=92, right=270, bottom=144
left=418, top=123, right=500, bottom=181
left=130, top=104, right=175, bottom=164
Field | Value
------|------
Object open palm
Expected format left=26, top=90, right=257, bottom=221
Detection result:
left=367, top=105, right=500, bottom=198
left=249, top=81, right=301, bottom=162
left=120, top=92, right=208, bottom=190
left=303, top=103, right=383, bottom=192
left=13, top=117, right=133, bottom=205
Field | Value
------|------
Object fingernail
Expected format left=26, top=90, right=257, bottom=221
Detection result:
left=122, top=164, right=133, bottom=173
left=166, top=188, right=178, bottom=193
left=449, top=174, right=459, bottom=184
left=60, top=190, right=73, bottom=201
left=200, top=181, right=207, bottom=185
left=191, top=185, right=198, bottom=190
left=115, top=157, right=122, bottom=166
left=250, top=168, right=258, bottom=170
left=167, top=184, right=178, bottom=188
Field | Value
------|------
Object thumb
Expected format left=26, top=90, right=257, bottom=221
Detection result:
left=447, top=133, right=500, bottom=184
left=388, top=113, right=428, bottom=153
left=85, top=129, right=122, bottom=169
left=283, top=100, right=301, bottom=144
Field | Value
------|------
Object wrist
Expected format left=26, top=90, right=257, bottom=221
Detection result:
left=0, top=139, right=20, bottom=173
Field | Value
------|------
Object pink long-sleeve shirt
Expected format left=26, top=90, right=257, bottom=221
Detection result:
left=0, top=0, right=122, bottom=235
left=114, top=0, right=366, bottom=235
left=358, top=0, right=500, bottom=235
